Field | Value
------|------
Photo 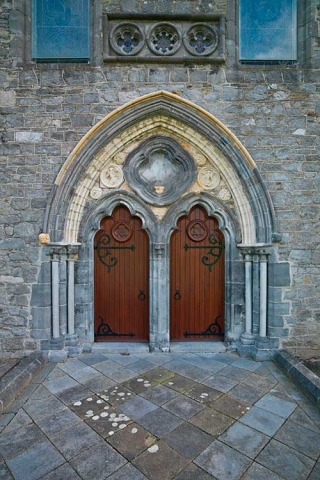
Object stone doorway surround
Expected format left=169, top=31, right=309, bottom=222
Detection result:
left=36, top=91, right=281, bottom=360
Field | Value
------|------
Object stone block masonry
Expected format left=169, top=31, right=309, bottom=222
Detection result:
left=0, top=0, right=320, bottom=358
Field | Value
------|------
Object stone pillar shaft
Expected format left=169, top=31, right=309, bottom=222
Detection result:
left=245, top=253, right=253, bottom=336
left=259, top=254, right=268, bottom=338
left=51, top=258, right=60, bottom=339
left=67, top=259, right=75, bottom=336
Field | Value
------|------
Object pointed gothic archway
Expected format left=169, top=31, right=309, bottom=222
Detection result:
left=40, top=91, right=280, bottom=354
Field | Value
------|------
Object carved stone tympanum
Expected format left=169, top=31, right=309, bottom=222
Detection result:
left=123, top=136, right=197, bottom=206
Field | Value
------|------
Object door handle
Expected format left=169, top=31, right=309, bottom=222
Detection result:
left=174, top=289, right=181, bottom=300
left=138, top=290, right=146, bottom=301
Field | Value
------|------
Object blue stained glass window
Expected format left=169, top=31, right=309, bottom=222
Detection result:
left=239, top=0, right=297, bottom=61
left=32, top=0, right=90, bottom=61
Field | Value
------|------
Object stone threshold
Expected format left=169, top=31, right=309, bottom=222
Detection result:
left=92, top=341, right=226, bottom=354
left=274, top=349, right=320, bottom=409
left=0, top=353, right=47, bottom=416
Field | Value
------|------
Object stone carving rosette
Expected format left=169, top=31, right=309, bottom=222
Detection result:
left=197, top=166, right=221, bottom=190
left=100, top=164, right=124, bottom=188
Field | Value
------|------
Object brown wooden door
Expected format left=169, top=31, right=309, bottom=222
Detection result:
left=170, top=205, right=225, bottom=341
left=94, top=206, right=149, bottom=342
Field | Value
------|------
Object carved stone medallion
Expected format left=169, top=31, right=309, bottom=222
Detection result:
left=100, top=164, right=124, bottom=188
left=90, top=186, right=103, bottom=199
left=218, top=188, right=232, bottom=201
left=123, top=136, right=197, bottom=206
left=197, top=166, right=220, bottom=190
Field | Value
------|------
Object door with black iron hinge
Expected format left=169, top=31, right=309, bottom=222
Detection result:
left=170, top=205, right=225, bottom=341
left=94, top=205, right=149, bottom=342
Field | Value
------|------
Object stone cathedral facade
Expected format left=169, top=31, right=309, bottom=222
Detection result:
left=0, top=1, right=320, bottom=361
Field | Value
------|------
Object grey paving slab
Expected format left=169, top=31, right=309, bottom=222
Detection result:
left=62, top=365, right=101, bottom=383
left=164, top=374, right=198, bottom=393
left=140, top=384, right=179, bottom=406
left=35, top=408, right=81, bottom=438
left=77, top=353, right=109, bottom=366
left=241, top=462, right=283, bottom=480
left=51, top=422, right=102, bottom=460
left=274, top=420, right=320, bottom=460
left=55, top=384, right=93, bottom=405
left=92, top=359, right=125, bottom=375
left=174, top=463, right=214, bottom=480
left=23, top=394, right=66, bottom=422
left=7, top=441, right=65, bottom=480
left=190, top=407, right=234, bottom=437
left=164, top=360, right=212, bottom=382
left=138, top=407, right=184, bottom=437
left=0, top=413, right=14, bottom=427
left=0, top=423, right=46, bottom=460
left=181, top=356, right=227, bottom=374
left=232, top=358, right=261, bottom=372
left=4, top=383, right=38, bottom=414
left=40, top=463, right=81, bottom=480
left=107, top=422, right=156, bottom=460
left=119, top=396, right=158, bottom=420
left=308, top=461, right=320, bottom=480
left=164, top=422, right=213, bottom=460
left=44, top=375, right=79, bottom=394
left=239, top=405, right=285, bottom=436
left=107, top=462, right=147, bottom=480
left=218, top=365, right=251, bottom=381
left=132, top=441, right=189, bottom=480
left=142, top=367, right=175, bottom=384
left=103, top=367, right=138, bottom=383
left=242, top=372, right=278, bottom=392
left=129, top=360, right=158, bottom=374
left=203, top=374, right=238, bottom=393
left=111, top=354, right=145, bottom=366
left=81, top=373, right=116, bottom=393
left=31, top=363, right=56, bottom=384
left=69, top=442, right=127, bottom=480
left=185, top=384, right=223, bottom=406
left=219, top=422, right=269, bottom=459
left=228, top=383, right=265, bottom=405
left=58, top=359, right=90, bottom=375
left=194, top=440, right=252, bottom=479
left=30, top=385, right=52, bottom=400
left=2, top=409, right=32, bottom=435
left=256, top=439, right=315, bottom=480
left=162, top=394, right=204, bottom=420
left=255, top=393, right=297, bottom=418
left=46, top=368, right=66, bottom=380
left=211, top=394, right=250, bottom=420
left=289, top=407, right=320, bottom=433
left=0, top=462, right=13, bottom=480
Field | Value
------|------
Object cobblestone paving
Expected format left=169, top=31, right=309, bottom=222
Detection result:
left=1, top=352, right=320, bottom=479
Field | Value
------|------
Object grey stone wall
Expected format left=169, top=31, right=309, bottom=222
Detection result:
left=0, top=0, right=320, bottom=359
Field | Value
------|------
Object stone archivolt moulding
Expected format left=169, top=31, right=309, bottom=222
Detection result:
left=104, top=15, right=225, bottom=63
left=123, top=135, right=197, bottom=207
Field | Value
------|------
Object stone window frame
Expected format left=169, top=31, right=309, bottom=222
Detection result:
left=227, top=0, right=316, bottom=67
left=103, top=13, right=226, bottom=64
left=11, top=0, right=102, bottom=67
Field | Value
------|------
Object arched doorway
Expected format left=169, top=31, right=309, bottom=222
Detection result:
left=94, top=205, right=149, bottom=342
left=170, top=205, right=225, bottom=341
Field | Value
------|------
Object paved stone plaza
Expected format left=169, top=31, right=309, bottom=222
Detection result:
left=1, top=352, right=320, bottom=479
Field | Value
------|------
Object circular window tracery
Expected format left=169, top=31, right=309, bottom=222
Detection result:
left=184, top=23, right=218, bottom=56
left=187, top=220, right=208, bottom=242
left=147, top=23, right=181, bottom=56
left=110, top=23, right=144, bottom=56
left=111, top=221, right=133, bottom=243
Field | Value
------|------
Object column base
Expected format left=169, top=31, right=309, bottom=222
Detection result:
left=65, top=333, right=79, bottom=347
left=48, top=349, right=68, bottom=363
left=240, top=333, right=255, bottom=345
left=49, top=337, right=64, bottom=350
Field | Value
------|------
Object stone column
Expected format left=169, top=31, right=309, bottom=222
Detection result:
left=65, top=246, right=79, bottom=347
left=259, top=254, right=268, bottom=337
left=149, top=243, right=170, bottom=352
left=50, top=250, right=63, bottom=349
left=241, top=253, right=255, bottom=345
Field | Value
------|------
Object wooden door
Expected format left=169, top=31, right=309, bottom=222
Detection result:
left=94, top=206, right=149, bottom=342
left=170, top=205, right=225, bottom=340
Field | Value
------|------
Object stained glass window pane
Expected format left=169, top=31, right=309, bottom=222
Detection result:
left=32, top=0, right=90, bottom=60
left=240, top=0, right=297, bottom=61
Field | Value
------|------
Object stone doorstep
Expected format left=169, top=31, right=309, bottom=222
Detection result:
left=0, top=353, right=47, bottom=415
left=274, top=349, right=320, bottom=409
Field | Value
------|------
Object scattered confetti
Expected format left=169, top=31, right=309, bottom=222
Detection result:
left=104, top=406, right=110, bottom=410
left=119, top=424, right=127, bottom=429
left=131, top=428, right=138, bottom=434
left=168, top=382, right=174, bottom=385
left=101, top=412, right=109, bottom=417
left=97, top=400, right=103, bottom=404
left=86, top=410, right=94, bottom=415
left=86, top=398, right=93, bottom=402
left=108, top=431, right=114, bottom=436
left=92, top=415, right=100, bottom=421
left=112, top=422, right=118, bottom=427
left=137, top=379, right=144, bottom=382
left=201, top=393, right=209, bottom=397
left=73, top=401, right=82, bottom=406
left=127, top=393, right=131, bottom=396
left=118, top=392, right=125, bottom=397
left=148, top=445, right=159, bottom=453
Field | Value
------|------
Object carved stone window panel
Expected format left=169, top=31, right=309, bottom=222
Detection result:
left=123, top=136, right=197, bottom=206
left=184, top=23, right=219, bottom=56
left=109, top=23, right=144, bottom=56
left=103, top=14, right=225, bottom=64
left=147, top=23, right=181, bottom=56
